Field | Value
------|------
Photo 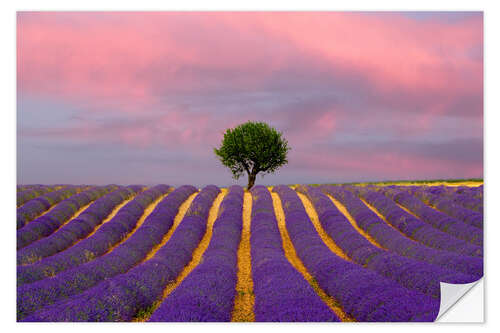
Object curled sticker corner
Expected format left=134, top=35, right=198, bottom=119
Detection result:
left=436, top=278, right=482, bottom=321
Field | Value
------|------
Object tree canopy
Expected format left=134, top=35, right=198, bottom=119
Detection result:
left=214, top=121, right=290, bottom=189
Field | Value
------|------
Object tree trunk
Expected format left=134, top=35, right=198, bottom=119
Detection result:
left=247, top=172, right=257, bottom=190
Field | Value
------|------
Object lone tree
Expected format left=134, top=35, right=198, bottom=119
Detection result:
left=214, top=121, right=290, bottom=190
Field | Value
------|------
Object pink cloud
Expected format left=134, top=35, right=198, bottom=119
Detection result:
left=18, top=12, right=482, bottom=110
left=17, top=12, right=482, bottom=157
left=293, top=148, right=481, bottom=180
left=313, top=112, right=336, bottom=133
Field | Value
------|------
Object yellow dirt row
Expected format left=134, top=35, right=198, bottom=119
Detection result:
left=83, top=196, right=137, bottom=242
left=157, top=190, right=226, bottom=304
left=272, top=193, right=355, bottom=322
left=388, top=181, right=482, bottom=187
left=23, top=199, right=61, bottom=227
left=359, top=197, right=417, bottom=242
left=143, top=192, right=198, bottom=262
left=231, top=192, right=255, bottom=322
left=21, top=193, right=140, bottom=266
left=131, top=191, right=199, bottom=322
left=103, top=192, right=170, bottom=255
left=133, top=190, right=226, bottom=322
left=22, top=187, right=95, bottom=225
left=326, top=194, right=384, bottom=250
left=57, top=201, right=94, bottom=230
left=296, top=194, right=351, bottom=260
left=395, top=202, right=421, bottom=218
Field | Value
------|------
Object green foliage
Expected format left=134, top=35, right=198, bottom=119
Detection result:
left=214, top=121, right=290, bottom=187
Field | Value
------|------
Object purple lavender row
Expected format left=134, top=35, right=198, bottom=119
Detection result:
left=17, top=185, right=197, bottom=320
left=17, top=185, right=169, bottom=286
left=450, top=192, right=483, bottom=213
left=272, top=185, right=439, bottom=322
left=17, top=186, right=116, bottom=250
left=125, top=184, right=146, bottom=192
left=17, top=185, right=60, bottom=207
left=444, top=185, right=483, bottom=212
left=149, top=185, right=243, bottom=321
left=249, top=186, right=338, bottom=322
left=17, top=185, right=32, bottom=191
left=338, top=184, right=483, bottom=261
left=428, top=185, right=483, bottom=202
left=17, top=184, right=58, bottom=192
left=22, top=185, right=220, bottom=322
left=406, top=186, right=483, bottom=229
left=423, top=184, right=483, bottom=216
left=414, top=185, right=483, bottom=214
left=352, top=186, right=482, bottom=259
left=380, top=187, right=482, bottom=247
left=453, top=185, right=483, bottom=199
left=17, top=186, right=84, bottom=229
left=307, top=186, right=479, bottom=288
left=17, top=186, right=142, bottom=265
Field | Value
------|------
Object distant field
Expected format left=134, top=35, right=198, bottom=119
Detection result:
left=16, top=181, right=483, bottom=322
left=307, top=178, right=483, bottom=187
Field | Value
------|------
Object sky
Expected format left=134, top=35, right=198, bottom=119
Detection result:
left=17, top=11, right=483, bottom=186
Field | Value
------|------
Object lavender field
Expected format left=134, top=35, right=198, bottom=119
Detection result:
left=16, top=182, right=483, bottom=322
